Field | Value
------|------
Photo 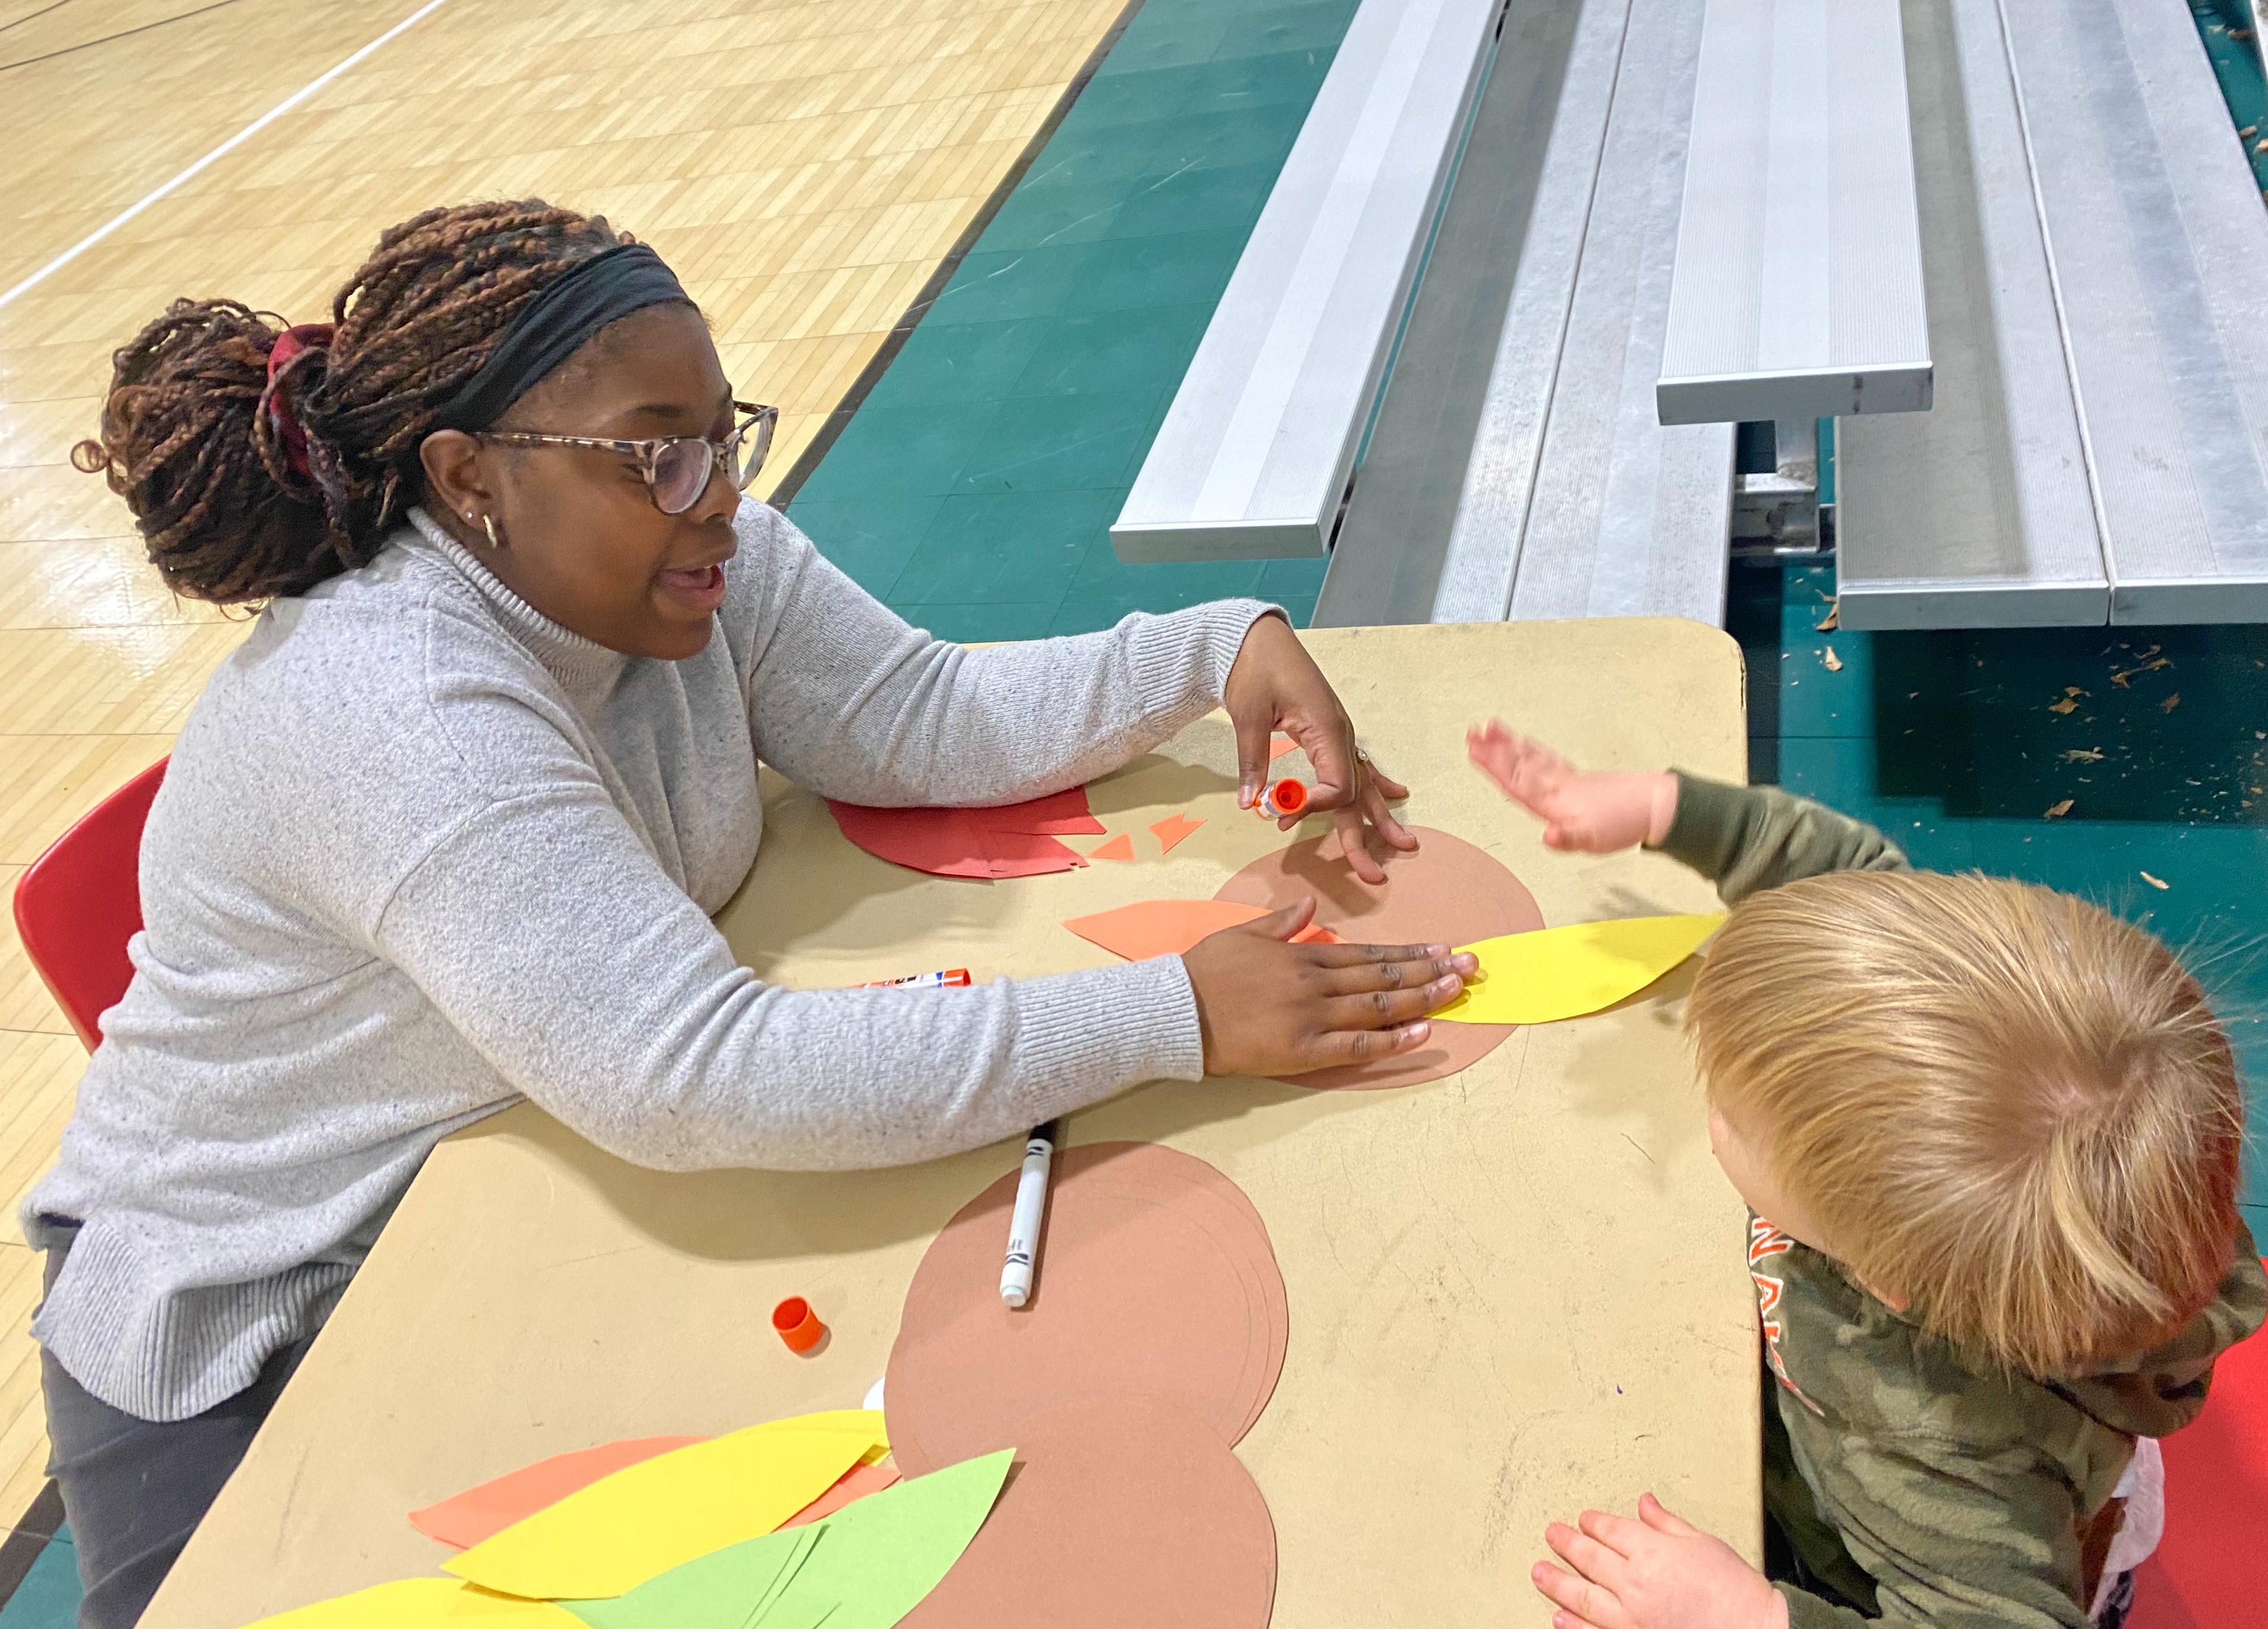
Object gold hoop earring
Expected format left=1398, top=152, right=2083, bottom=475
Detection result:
left=481, top=513, right=503, bottom=550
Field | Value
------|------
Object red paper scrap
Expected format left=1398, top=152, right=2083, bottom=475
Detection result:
left=408, top=1435, right=707, bottom=1550
left=1269, top=735, right=1299, bottom=761
left=1149, top=813, right=1205, bottom=854
left=985, top=787, right=1106, bottom=837
left=980, top=825, right=1089, bottom=876
left=1088, top=834, right=1136, bottom=862
left=779, top=1459, right=900, bottom=1529
left=827, top=785, right=1104, bottom=879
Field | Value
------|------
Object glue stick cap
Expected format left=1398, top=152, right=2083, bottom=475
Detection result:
left=772, top=1296, right=826, bottom=1354
left=1258, top=777, right=1308, bottom=819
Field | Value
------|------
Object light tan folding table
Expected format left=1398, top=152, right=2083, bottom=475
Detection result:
left=140, top=619, right=1759, bottom=1629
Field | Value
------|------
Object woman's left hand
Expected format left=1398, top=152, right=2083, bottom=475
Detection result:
left=1222, top=613, right=1416, bottom=884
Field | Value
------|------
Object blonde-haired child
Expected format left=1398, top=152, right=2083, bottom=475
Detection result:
left=1466, top=725, right=2266, bottom=1629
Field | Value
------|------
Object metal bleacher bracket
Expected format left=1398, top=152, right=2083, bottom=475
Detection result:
left=1655, top=0, right=1932, bottom=427
left=1109, top=0, right=1502, bottom=563
left=1840, top=0, right=2268, bottom=629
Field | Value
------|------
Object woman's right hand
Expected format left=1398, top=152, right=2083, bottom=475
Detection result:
left=1182, top=898, right=1476, bottom=1077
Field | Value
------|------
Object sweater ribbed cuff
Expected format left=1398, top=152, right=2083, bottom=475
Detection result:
left=1008, top=956, right=1206, bottom=1122
left=1122, top=599, right=1282, bottom=718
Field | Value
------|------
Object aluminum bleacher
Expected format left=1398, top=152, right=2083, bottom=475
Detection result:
left=1839, top=0, right=2268, bottom=629
left=1429, top=0, right=1737, bottom=625
left=1160, top=0, right=2268, bottom=634
left=1108, top=0, right=1503, bottom=564
left=1655, top=0, right=1931, bottom=427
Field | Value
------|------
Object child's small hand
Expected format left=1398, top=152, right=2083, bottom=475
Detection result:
left=1532, top=1494, right=1787, bottom=1629
left=1465, top=722, right=1676, bottom=853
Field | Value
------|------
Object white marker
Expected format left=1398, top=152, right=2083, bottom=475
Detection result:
left=998, top=1121, right=1058, bottom=1309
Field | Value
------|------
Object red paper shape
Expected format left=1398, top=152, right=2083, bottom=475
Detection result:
left=985, top=787, right=1106, bottom=837
left=826, top=786, right=1104, bottom=879
left=1088, top=833, right=1136, bottom=862
left=980, top=826, right=1091, bottom=876
left=1269, top=735, right=1298, bottom=761
left=778, top=1459, right=900, bottom=1529
left=1149, top=812, right=1205, bottom=854
left=408, top=1435, right=707, bottom=1549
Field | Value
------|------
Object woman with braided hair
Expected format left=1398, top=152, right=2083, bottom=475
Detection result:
left=37, top=199, right=1462, bottom=1622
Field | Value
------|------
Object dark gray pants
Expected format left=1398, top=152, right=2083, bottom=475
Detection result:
left=37, top=1232, right=312, bottom=1629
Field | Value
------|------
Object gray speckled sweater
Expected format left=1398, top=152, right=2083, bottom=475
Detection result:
left=29, top=501, right=1270, bottom=1421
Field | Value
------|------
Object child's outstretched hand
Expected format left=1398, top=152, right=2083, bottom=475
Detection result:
left=1466, top=722, right=1677, bottom=853
left=1533, top=1495, right=1787, bottom=1629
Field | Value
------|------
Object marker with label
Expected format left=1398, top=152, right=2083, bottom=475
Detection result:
left=856, top=968, right=972, bottom=989
left=998, top=1120, right=1058, bottom=1309
left=1256, top=778, right=1308, bottom=820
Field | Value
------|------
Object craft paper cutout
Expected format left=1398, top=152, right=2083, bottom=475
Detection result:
left=986, top=787, right=1107, bottom=837
left=898, top=1399, right=1275, bottom=1629
left=1148, top=813, right=1205, bottom=853
left=826, top=788, right=1104, bottom=880
left=561, top=1525, right=816, bottom=1629
left=562, top=1453, right=1011, bottom=1629
left=411, top=1437, right=706, bottom=1550
left=1433, top=914, right=1724, bottom=1025
left=780, top=1461, right=899, bottom=1529
left=886, top=1144, right=1286, bottom=1478
left=748, top=1526, right=825, bottom=1625
left=446, top=1413, right=882, bottom=1600
left=760, top=1601, right=837, bottom=1629
left=1061, top=899, right=1342, bottom=962
left=759, top=1449, right=1014, bottom=1627
left=1213, top=827, right=1543, bottom=1091
left=1088, top=833, right=1136, bottom=862
left=1268, top=735, right=1298, bottom=761
left=245, top=1578, right=581, bottom=1627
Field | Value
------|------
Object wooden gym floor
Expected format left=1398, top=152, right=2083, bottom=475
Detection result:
left=0, top=0, right=1131, bottom=1528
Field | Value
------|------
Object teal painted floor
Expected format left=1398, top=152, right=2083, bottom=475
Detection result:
left=2195, top=0, right=2268, bottom=190
left=0, top=1530, right=72, bottom=1629
left=785, top=0, right=1357, bottom=640
left=1731, top=563, right=2268, bottom=1241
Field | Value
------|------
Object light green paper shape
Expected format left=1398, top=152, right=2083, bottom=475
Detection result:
left=749, top=1449, right=1013, bottom=1629
left=756, top=1600, right=835, bottom=1629
left=745, top=1526, right=825, bottom=1625
left=560, top=1451, right=1010, bottom=1629
left=560, top=1525, right=816, bottom=1629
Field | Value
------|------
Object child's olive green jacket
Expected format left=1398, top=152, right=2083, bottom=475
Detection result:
left=1656, top=774, right=2268, bottom=1628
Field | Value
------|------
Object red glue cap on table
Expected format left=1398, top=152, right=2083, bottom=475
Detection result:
left=772, top=1296, right=826, bottom=1354
left=1257, top=778, right=1307, bottom=819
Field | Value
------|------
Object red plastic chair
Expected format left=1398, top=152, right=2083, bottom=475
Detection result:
left=10, top=757, right=167, bottom=1052
left=2126, top=1258, right=2268, bottom=1629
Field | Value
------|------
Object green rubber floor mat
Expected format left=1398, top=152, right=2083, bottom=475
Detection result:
left=785, top=0, right=1360, bottom=640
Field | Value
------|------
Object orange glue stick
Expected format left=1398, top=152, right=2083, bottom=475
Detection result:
left=772, top=1296, right=826, bottom=1354
left=1257, top=778, right=1308, bottom=820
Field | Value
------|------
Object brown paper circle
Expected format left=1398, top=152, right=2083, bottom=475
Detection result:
left=1213, top=825, right=1543, bottom=1089
left=899, top=1395, right=1277, bottom=1629
left=886, top=1143, right=1287, bottom=1478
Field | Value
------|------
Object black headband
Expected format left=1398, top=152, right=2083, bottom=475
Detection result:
left=430, top=243, right=692, bottom=431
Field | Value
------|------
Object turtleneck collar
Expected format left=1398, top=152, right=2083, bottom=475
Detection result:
left=404, top=507, right=627, bottom=694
